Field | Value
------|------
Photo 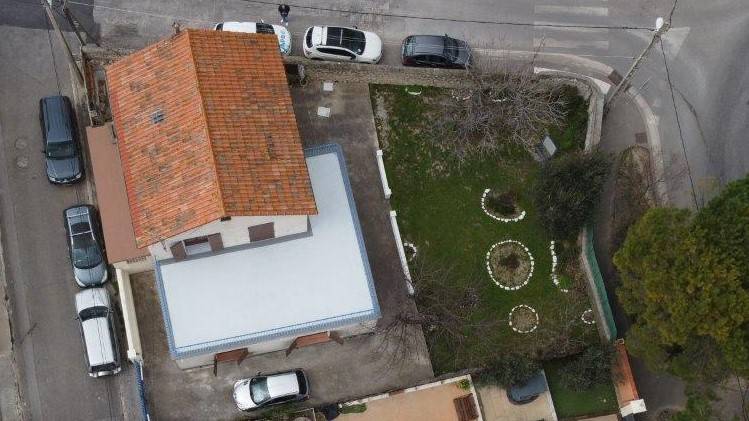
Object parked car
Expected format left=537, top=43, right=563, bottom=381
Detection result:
left=214, top=21, right=292, bottom=55
left=401, top=34, right=472, bottom=69
left=75, top=288, right=121, bottom=378
left=64, top=205, right=108, bottom=287
left=39, top=95, right=83, bottom=184
left=303, top=26, right=382, bottom=63
left=233, top=369, right=309, bottom=411
left=507, top=371, right=548, bottom=404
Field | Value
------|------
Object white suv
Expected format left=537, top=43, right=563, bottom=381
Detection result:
left=75, top=288, right=121, bottom=378
left=303, top=26, right=382, bottom=64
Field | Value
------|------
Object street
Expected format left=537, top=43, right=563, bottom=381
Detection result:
left=0, top=0, right=747, bottom=418
left=0, top=1, right=133, bottom=420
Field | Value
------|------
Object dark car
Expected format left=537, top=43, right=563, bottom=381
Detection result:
left=39, top=95, right=83, bottom=184
left=64, top=205, right=108, bottom=287
left=401, top=35, right=472, bottom=69
left=507, top=371, right=548, bottom=404
left=233, top=369, right=309, bottom=411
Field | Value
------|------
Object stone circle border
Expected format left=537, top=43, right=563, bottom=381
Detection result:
left=486, top=240, right=534, bottom=290
left=550, top=241, right=569, bottom=293
left=403, top=242, right=418, bottom=262
left=581, top=309, right=596, bottom=325
left=481, top=189, right=526, bottom=223
left=509, top=304, right=539, bottom=333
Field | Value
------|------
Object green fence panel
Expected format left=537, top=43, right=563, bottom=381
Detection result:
left=585, top=226, right=618, bottom=340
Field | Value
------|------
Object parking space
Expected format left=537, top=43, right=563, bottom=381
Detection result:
left=128, top=82, right=433, bottom=419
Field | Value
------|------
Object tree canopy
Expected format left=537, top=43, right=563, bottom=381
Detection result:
left=614, top=176, right=749, bottom=380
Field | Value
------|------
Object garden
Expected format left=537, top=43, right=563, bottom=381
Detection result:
left=371, top=79, right=617, bottom=417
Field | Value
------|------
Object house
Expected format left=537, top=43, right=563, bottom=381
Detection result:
left=91, top=29, right=380, bottom=368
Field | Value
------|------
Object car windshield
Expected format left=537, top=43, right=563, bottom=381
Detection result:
left=47, top=141, right=75, bottom=159
left=72, top=233, right=103, bottom=269
left=443, top=37, right=459, bottom=60
left=327, top=27, right=365, bottom=54
left=79, top=305, right=108, bottom=321
left=250, top=378, right=271, bottom=404
left=256, top=22, right=274, bottom=34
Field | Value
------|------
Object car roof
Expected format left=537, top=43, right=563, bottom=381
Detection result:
left=509, top=371, right=548, bottom=400
left=81, top=317, right=116, bottom=367
left=218, top=22, right=259, bottom=33
left=266, top=372, right=300, bottom=397
left=406, top=35, right=451, bottom=55
left=75, top=287, right=111, bottom=314
left=41, top=96, right=73, bottom=142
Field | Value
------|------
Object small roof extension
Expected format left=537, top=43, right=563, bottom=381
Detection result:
left=106, top=29, right=317, bottom=248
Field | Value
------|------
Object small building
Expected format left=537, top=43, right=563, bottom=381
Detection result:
left=93, top=29, right=380, bottom=368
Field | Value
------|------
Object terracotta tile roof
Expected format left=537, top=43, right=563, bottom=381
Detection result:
left=107, top=29, right=316, bottom=247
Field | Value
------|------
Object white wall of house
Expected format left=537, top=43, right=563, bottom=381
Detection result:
left=148, top=215, right=309, bottom=260
left=175, top=319, right=377, bottom=369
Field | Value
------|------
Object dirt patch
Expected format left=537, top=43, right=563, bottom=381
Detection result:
left=489, top=242, right=533, bottom=289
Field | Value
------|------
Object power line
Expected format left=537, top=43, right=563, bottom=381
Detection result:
left=66, top=0, right=652, bottom=32
left=238, top=0, right=653, bottom=31
left=659, top=37, right=699, bottom=209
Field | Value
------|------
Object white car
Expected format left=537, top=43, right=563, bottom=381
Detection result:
left=214, top=21, right=292, bottom=55
left=233, top=369, right=309, bottom=411
left=303, top=26, right=382, bottom=64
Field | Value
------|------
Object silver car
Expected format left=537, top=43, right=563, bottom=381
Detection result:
left=233, top=369, right=309, bottom=411
left=75, top=288, right=121, bottom=377
left=64, top=205, right=108, bottom=287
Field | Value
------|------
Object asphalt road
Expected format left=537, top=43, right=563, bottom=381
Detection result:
left=0, top=1, right=132, bottom=420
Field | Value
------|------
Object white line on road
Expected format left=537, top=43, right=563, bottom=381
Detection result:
left=533, top=21, right=610, bottom=34
left=534, top=37, right=609, bottom=50
left=534, top=5, right=609, bottom=17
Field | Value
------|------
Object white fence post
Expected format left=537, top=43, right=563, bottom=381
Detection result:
left=376, top=150, right=392, bottom=199
left=389, top=211, right=414, bottom=295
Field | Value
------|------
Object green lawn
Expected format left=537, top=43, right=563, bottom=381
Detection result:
left=372, top=84, right=598, bottom=374
left=544, top=359, right=619, bottom=419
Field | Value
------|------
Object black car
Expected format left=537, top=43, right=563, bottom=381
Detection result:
left=401, top=35, right=472, bottom=69
left=39, top=95, right=83, bottom=184
left=507, top=371, right=548, bottom=404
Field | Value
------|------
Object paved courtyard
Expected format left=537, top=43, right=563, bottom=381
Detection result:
left=129, top=82, right=433, bottom=420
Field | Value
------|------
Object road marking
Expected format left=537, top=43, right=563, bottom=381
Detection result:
left=534, top=37, right=609, bottom=50
left=533, top=5, right=609, bottom=17
left=533, top=21, right=610, bottom=34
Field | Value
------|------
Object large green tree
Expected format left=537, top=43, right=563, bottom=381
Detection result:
left=614, top=176, right=749, bottom=381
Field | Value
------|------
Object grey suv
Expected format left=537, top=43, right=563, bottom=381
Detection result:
left=64, top=205, right=108, bottom=287
left=401, top=35, right=472, bottom=69
left=39, top=96, right=83, bottom=184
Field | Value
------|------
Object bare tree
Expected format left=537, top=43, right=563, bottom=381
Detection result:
left=377, top=261, right=503, bottom=371
left=431, top=60, right=568, bottom=163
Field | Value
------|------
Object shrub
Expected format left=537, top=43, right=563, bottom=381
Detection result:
left=557, top=345, right=614, bottom=391
left=534, top=151, right=610, bottom=239
left=499, top=253, right=520, bottom=270
left=339, top=403, right=367, bottom=414
left=486, top=190, right=517, bottom=216
left=457, top=379, right=472, bottom=390
left=476, top=354, right=540, bottom=387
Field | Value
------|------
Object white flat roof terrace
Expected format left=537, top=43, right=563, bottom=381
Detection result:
left=155, top=144, right=380, bottom=359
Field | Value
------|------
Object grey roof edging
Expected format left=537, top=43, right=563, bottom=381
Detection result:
left=154, top=143, right=381, bottom=359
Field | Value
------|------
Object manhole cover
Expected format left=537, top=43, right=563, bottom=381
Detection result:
left=16, top=156, right=28, bottom=168
left=15, top=137, right=28, bottom=150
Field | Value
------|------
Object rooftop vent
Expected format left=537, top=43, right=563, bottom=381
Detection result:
left=151, top=109, right=165, bottom=124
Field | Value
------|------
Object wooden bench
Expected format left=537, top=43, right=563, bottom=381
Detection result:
left=453, top=393, right=479, bottom=421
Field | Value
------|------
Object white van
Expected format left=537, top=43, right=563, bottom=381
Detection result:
left=75, top=288, right=121, bottom=378
left=214, top=21, right=292, bottom=55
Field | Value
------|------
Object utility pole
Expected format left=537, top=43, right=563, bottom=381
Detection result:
left=604, top=17, right=670, bottom=113
left=42, top=0, right=84, bottom=85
